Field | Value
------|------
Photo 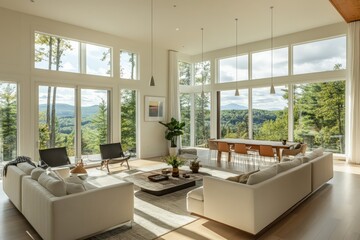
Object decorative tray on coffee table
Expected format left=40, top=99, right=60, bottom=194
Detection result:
left=148, top=174, right=169, bottom=182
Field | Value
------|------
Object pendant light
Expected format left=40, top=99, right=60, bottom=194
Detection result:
left=234, top=18, right=239, bottom=96
left=149, top=0, right=155, bottom=86
left=201, top=27, right=205, bottom=98
left=270, top=6, right=275, bottom=94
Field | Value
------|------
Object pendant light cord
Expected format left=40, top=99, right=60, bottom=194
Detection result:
left=201, top=27, right=204, bottom=95
left=151, top=0, right=154, bottom=77
left=271, top=6, right=274, bottom=87
left=235, top=18, right=238, bottom=93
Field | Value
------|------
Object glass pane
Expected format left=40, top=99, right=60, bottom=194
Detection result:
left=194, top=61, right=211, bottom=85
left=195, top=92, right=211, bottom=147
left=220, top=90, right=249, bottom=138
left=86, top=43, right=111, bottom=76
left=293, top=81, right=345, bottom=153
left=120, top=50, right=137, bottom=80
left=81, top=89, right=109, bottom=156
left=179, top=61, right=191, bottom=85
left=34, top=32, right=80, bottom=73
left=0, top=83, right=17, bottom=161
left=120, top=89, right=137, bottom=157
left=293, top=36, right=346, bottom=74
left=219, top=54, right=248, bottom=83
left=38, top=86, right=75, bottom=156
left=252, top=86, right=288, bottom=141
left=252, top=47, right=288, bottom=79
left=180, top=93, right=191, bottom=146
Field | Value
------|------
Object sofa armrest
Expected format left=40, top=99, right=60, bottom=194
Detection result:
left=22, top=177, right=134, bottom=240
left=311, top=152, right=333, bottom=191
left=3, top=166, right=27, bottom=211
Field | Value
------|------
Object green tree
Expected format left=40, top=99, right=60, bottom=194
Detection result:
left=92, top=98, right=108, bottom=147
left=121, top=89, right=136, bottom=152
left=0, top=84, right=17, bottom=161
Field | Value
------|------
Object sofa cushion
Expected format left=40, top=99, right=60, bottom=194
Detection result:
left=301, top=156, right=311, bottom=163
left=66, top=182, right=86, bottom=195
left=226, top=170, right=259, bottom=183
left=247, top=165, right=277, bottom=185
left=17, top=163, right=35, bottom=175
left=187, top=186, right=204, bottom=201
left=306, top=147, right=324, bottom=160
left=277, top=158, right=302, bottom=174
left=38, top=172, right=66, bottom=197
left=31, top=167, right=46, bottom=180
left=49, top=167, right=70, bottom=180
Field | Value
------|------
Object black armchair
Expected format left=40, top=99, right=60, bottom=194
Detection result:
left=39, top=147, right=73, bottom=168
left=99, top=142, right=130, bottom=173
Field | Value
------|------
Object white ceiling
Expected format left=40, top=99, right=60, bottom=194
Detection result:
left=0, top=0, right=344, bottom=55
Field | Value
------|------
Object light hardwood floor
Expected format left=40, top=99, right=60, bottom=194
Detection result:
left=1, top=159, right=359, bottom=240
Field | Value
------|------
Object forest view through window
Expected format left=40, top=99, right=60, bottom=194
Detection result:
left=0, top=83, right=17, bottom=161
left=120, top=89, right=137, bottom=156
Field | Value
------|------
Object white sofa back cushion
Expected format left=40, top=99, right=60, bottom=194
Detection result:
left=17, top=163, right=35, bottom=175
left=31, top=168, right=45, bottom=180
left=306, top=147, right=324, bottom=160
left=247, top=165, right=277, bottom=185
left=66, top=182, right=86, bottom=194
left=38, top=172, right=66, bottom=197
left=277, top=158, right=302, bottom=174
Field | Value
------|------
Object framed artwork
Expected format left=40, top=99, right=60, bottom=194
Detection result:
left=145, top=96, right=166, bottom=121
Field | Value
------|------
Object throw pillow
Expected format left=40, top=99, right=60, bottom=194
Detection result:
left=306, top=147, right=324, bottom=160
left=277, top=158, right=302, bottom=174
left=66, top=182, right=86, bottom=195
left=226, top=170, right=260, bottom=184
left=280, top=157, right=291, bottom=162
left=31, top=167, right=45, bottom=180
left=17, top=162, right=36, bottom=175
left=247, top=165, right=277, bottom=185
left=301, top=156, right=311, bottom=163
left=38, top=172, right=66, bottom=197
left=48, top=167, right=70, bottom=180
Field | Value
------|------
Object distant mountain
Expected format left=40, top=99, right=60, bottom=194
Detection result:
left=39, top=104, right=99, bottom=118
left=221, top=103, right=247, bottom=110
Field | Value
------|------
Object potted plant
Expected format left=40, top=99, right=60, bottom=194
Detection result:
left=189, top=159, right=201, bottom=173
left=159, top=117, right=185, bottom=155
left=163, top=155, right=186, bottom=177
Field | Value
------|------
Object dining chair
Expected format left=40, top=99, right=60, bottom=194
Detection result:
left=282, top=143, right=307, bottom=158
left=259, top=145, right=278, bottom=165
left=217, top=142, right=232, bottom=162
left=208, top=138, right=218, bottom=161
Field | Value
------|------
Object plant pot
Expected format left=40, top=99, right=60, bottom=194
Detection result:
left=190, top=166, right=199, bottom=173
left=169, top=147, right=178, bottom=156
left=172, top=167, right=179, bottom=177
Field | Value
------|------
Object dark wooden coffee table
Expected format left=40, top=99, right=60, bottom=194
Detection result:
left=124, top=169, right=206, bottom=196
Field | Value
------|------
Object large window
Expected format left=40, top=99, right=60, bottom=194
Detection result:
left=194, top=61, right=211, bottom=85
left=38, top=85, right=110, bottom=159
left=219, top=54, right=248, bottom=83
left=252, top=86, right=288, bottom=141
left=179, top=61, right=191, bottom=85
left=252, top=47, right=288, bottom=79
left=220, top=90, right=249, bottom=138
left=180, top=93, right=191, bottom=146
left=195, top=92, right=211, bottom=147
left=293, top=36, right=346, bottom=74
left=0, top=83, right=17, bottom=161
left=120, top=89, right=137, bottom=156
left=293, top=81, right=345, bottom=153
left=35, top=32, right=80, bottom=73
left=120, top=50, right=138, bottom=80
left=35, top=32, right=112, bottom=77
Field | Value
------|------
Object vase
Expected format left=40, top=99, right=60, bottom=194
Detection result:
left=172, top=167, right=179, bottom=177
left=190, top=166, right=199, bottom=173
left=169, top=147, right=178, bottom=156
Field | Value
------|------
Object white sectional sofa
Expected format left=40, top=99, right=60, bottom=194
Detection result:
left=187, top=150, right=333, bottom=235
left=3, top=164, right=134, bottom=240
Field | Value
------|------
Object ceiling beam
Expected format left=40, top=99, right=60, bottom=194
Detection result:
left=329, top=0, right=360, bottom=23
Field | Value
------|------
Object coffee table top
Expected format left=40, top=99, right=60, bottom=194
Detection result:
left=124, top=169, right=208, bottom=195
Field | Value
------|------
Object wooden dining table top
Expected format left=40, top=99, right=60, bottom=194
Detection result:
left=213, top=138, right=296, bottom=148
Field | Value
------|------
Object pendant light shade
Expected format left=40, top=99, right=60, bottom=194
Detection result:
left=234, top=18, right=239, bottom=97
left=149, top=0, right=155, bottom=86
left=270, top=6, right=275, bottom=94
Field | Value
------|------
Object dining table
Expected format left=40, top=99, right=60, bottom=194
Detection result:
left=212, top=138, right=297, bottom=162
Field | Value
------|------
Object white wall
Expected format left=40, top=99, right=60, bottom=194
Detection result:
left=0, top=7, right=169, bottom=160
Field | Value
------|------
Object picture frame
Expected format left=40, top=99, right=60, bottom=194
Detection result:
left=144, top=96, right=166, bottom=121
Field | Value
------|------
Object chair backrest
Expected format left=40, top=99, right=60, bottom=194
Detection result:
left=100, top=142, right=125, bottom=160
left=208, top=138, right=218, bottom=150
left=300, top=143, right=307, bottom=154
left=259, top=145, right=275, bottom=157
left=234, top=143, right=248, bottom=154
left=217, top=142, right=230, bottom=152
left=39, top=147, right=70, bottom=167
